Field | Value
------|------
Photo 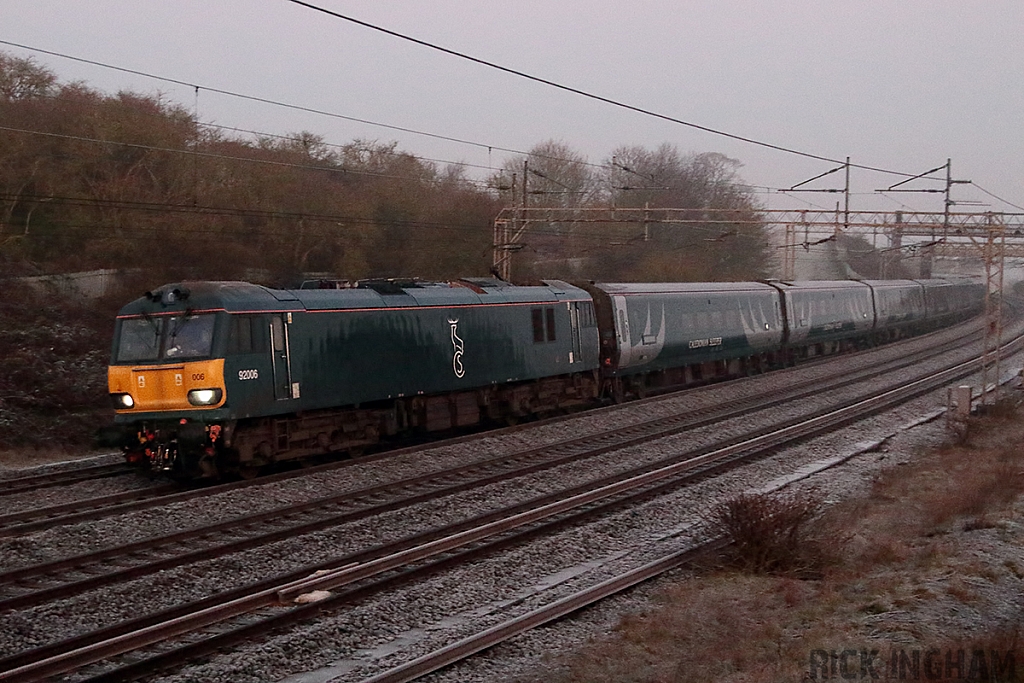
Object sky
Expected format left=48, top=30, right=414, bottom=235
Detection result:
left=2, top=0, right=1023, bottom=218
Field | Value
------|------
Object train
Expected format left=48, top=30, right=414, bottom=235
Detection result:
left=107, top=277, right=984, bottom=479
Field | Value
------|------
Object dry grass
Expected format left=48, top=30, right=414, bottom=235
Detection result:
left=891, top=628, right=1023, bottom=682
left=539, top=403, right=1024, bottom=683
left=551, top=574, right=818, bottom=683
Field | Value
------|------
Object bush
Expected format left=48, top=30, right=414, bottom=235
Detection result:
left=0, top=282, right=116, bottom=449
left=705, top=491, right=820, bottom=574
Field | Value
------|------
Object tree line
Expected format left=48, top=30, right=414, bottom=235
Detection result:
left=0, top=52, right=774, bottom=286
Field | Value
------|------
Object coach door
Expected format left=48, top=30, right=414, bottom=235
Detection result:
left=613, top=295, right=634, bottom=367
left=269, top=314, right=294, bottom=400
left=568, top=301, right=583, bottom=364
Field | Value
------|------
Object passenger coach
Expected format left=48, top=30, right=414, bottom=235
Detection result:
left=581, top=281, right=785, bottom=397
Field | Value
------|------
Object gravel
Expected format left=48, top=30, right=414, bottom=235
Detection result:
left=0, top=319, right=1018, bottom=683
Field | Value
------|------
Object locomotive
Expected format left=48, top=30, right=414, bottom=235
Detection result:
left=107, top=277, right=983, bottom=479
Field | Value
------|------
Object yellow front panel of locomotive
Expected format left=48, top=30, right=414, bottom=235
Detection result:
left=108, top=359, right=226, bottom=412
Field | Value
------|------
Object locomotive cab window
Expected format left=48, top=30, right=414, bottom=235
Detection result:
left=532, top=308, right=545, bottom=343
left=115, top=313, right=215, bottom=362
left=228, top=315, right=267, bottom=355
left=271, top=316, right=287, bottom=352
left=531, top=306, right=557, bottom=343
left=116, top=317, right=163, bottom=362
left=164, top=314, right=215, bottom=359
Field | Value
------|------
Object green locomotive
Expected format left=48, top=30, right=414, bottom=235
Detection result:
left=109, top=279, right=600, bottom=479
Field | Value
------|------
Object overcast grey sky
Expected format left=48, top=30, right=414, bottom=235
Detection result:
left=3, top=0, right=1022, bottom=215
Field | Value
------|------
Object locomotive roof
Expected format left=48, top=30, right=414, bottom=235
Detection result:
left=117, top=281, right=283, bottom=315
left=117, top=279, right=590, bottom=316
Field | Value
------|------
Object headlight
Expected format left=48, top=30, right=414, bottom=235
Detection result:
left=187, top=388, right=223, bottom=406
left=111, top=393, right=135, bottom=409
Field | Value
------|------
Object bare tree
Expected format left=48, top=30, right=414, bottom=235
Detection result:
left=491, top=140, right=602, bottom=279
left=599, top=145, right=774, bottom=281
left=495, top=140, right=599, bottom=208
left=0, top=53, right=55, bottom=101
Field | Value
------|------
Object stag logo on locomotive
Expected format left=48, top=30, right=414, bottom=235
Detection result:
left=448, top=318, right=465, bottom=378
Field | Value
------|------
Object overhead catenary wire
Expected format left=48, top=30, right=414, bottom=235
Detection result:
left=283, top=4, right=1024, bottom=214
left=0, top=84, right=504, bottom=184
left=1, top=190, right=769, bottom=244
left=1, top=214, right=762, bottom=249
left=0, top=38, right=962, bottom=204
left=6, top=35, right=1015, bottom=286
left=4, top=217, right=766, bottom=246
left=0, top=121, right=770, bottom=205
left=970, top=182, right=1024, bottom=212
left=0, top=124, right=492, bottom=187
left=0, top=39, right=622, bottom=178
left=0, top=99, right=782, bottom=209
left=0, top=118, right=778, bottom=233
left=200, top=122, right=498, bottom=175
left=1, top=215, right=497, bottom=242
left=0, top=39, right=771, bottom=202
left=0, top=39, right=513, bottom=158
left=3, top=39, right=1017, bottom=214
left=283, top=0, right=946, bottom=181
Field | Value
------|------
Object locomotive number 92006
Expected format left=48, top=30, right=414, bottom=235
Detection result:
left=238, top=369, right=259, bottom=381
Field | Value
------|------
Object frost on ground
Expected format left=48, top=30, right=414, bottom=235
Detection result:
left=506, top=399, right=1024, bottom=683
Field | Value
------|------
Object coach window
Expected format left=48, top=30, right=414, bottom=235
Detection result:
left=546, top=307, right=557, bottom=341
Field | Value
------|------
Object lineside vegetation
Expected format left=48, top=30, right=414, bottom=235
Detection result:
left=0, top=52, right=773, bottom=285
left=542, top=401, right=1024, bottom=683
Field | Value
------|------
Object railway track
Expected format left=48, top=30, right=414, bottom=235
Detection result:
left=366, top=374, right=1024, bottom=683
left=0, top=462, right=136, bottom=497
left=0, top=463, right=350, bottom=538
left=0, top=484, right=180, bottom=537
left=0, top=324, right=1018, bottom=683
left=361, top=537, right=732, bottom=683
left=0, top=322, right=985, bottom=541
left=0, top=323, right=986, bottom=611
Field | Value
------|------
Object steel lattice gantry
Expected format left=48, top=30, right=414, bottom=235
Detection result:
left=492, top=207, right=1024, bottom=279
